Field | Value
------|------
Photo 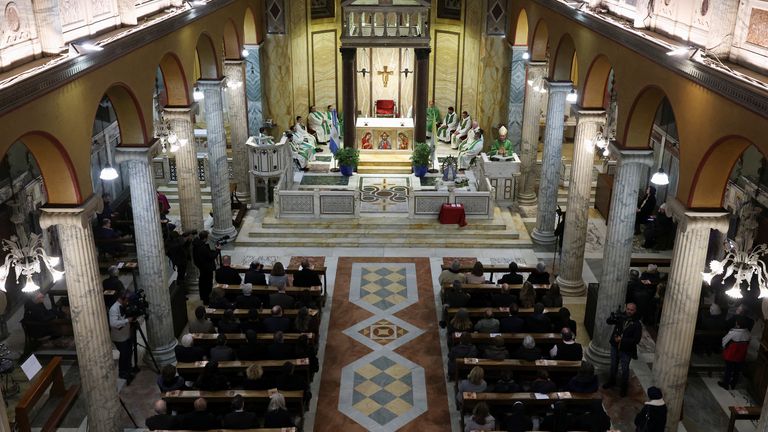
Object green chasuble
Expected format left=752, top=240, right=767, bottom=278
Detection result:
left=426, top=106, right=441, bottom=133
left=489, top=138, right=515, bottom=156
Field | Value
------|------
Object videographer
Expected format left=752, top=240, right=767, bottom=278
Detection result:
left=603, top=302, right=642, bottom=396
left=193, top=230, right=220, bottom=304
left=110, top=291, right=135, bottom=382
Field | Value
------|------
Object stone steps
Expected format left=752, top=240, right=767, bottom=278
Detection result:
left=357, top=153, right=412, bottom=174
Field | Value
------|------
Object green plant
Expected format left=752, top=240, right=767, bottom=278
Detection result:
left=335, top=147, right=359, bottom=167
left=410, top=142, right=431, bottom=167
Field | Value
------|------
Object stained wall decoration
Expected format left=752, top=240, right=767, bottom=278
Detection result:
left=266, top=0, right=286, bottom=34
left=486, top=0, right=506, bottom=36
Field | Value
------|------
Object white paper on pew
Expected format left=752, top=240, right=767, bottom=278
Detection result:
left=21, top=354, right=42, bottom=380
left=534, top=393, right=549, bottom=399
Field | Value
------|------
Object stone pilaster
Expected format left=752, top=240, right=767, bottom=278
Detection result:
left=341, top=47, right=357, bottom=147
left=243, top=44, right=264, bottom=136
left=39, top=195, right=120, bottom=432
left=557, top=109, right=605, bottom=295
left=115, top=143, right=177, bottom=366
left=653, top=199, right=728, bottom=431
left=32, top=0, right=64, bottom=55
left=705, top=0, right=739, bottom=58
left=584, top=145, right=654, bottom=366
left=198, top=79, right=237, bottom=240
left=517, top=61, right=547, bottom=205
left=163, top=105, right=203, bottom=233
left=507, top=46, right=527, bottom=150
left=414, top=48, right=430, bottom=143
left=224, top=60, right=250, bottom=199
left=531, top=80, right=572, bottom=245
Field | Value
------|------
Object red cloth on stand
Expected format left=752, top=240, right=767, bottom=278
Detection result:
left=439, top=203, right=467, bottom=227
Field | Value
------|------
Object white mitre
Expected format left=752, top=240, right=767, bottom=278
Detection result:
left=499, top=125, right=508, bottom=136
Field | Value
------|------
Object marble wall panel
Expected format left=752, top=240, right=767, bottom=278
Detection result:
left=433, top=30, right=459, bottom=111
left=746, top=8, right=768, bottom=47
left=357, top=48, right=372, bottom=117
left=476, top=36, right=510, bottom=147
left=371, top=47, right=400, bottom=112
left=311, top=30, right=337, bottom=109
left=398, top=48, right=415, bottom=116
left=290, top=0, right=310, bottom=119
left=460, top=0, right=482, bottom=115
left=0, top=0, right=36, bottom=50
left=262, top=34, right=294, bottom=130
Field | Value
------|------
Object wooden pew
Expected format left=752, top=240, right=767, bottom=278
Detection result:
left=726, top=406, right=761, bottom=432
left=231, top=265, right=328, bottom=295
left=163, top=389, right=305, bottom=413
left=155, top=429, right=296, bottom=432
left=460, top=391, right=600, bottom=414
left=629, top=257, right=672, bottom=269
left=176, top=359, right=310, bottom=382
left=451, top=332, right=561, bottom=346
left=440, top=264, right=538, bottom=283
left=442, top=283, right=550, bottom=295
left=15, top=357, right=80, bottom=432
left=445, top=307, right=560, bottom=318
left=192, top=332, right=314, bottom=346
left=454, top=358, right=581, bottom=382
left=216, top=284, right=323, bottom=299
left=205, top=308, right=320, bottom=319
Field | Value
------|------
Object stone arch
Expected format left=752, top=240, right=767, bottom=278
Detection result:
left=195, top=32, right=221, bottom=80
left=243, top=6, right=259, bottom=44
left=581, top=54, right=614, bottom=109
left=512, top=9, right=529, bottom=46
left=5, top=132, right=82, bottom=204
left=530, top=19, right=549, bottom=62
left=550, top=33, right=576, bottom=82
left=688, top=136, right=758, bottom=208
left=99, top=84, right=150, bottom=145
left=158, top=52, right=190, bottom=107
left=621, top=85, right=674, bottom=149
left=223, top=19, right=242, bottom=60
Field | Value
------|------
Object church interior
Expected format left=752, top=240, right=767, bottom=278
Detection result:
left=0, top=0, right=766, bottom=430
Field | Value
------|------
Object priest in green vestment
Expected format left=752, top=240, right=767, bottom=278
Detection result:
left=489, top=125, right=516, bottom=157
left=426, top=100, right=440, bottom=139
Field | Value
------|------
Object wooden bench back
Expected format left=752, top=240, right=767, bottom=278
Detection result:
left=16, top=356, right=80, bottom=432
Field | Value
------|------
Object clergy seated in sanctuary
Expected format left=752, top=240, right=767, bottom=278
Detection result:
left=437, top=106, right=458, bottom=144
left=489, top=125, right=516, bottom=157
left=287, top=131, right=316, bottom=171
left=293, top=115, right=320, bottom=150
left=451, top=111, right=473, bottom=150
left=215, top=255, right=243, bottom=285
left=308, top=105, right=330, bottom=145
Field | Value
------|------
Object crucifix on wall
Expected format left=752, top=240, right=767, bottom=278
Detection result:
left=377, top=65, right=394, bottom=87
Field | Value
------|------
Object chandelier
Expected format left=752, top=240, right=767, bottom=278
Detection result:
left=590, top=128, right=613, bottom=158
left=0, top=233, right=64, bottom=293
left=154, top=113, right=186, bottom=154
left=701, top=243, right=768, bottom=299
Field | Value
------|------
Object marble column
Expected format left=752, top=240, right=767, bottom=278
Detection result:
left=115, top=143, right=177, bottom=366
left=224, top=60, right=250, bottom=199
left=531, top=81, right=572, bottom=245
left=198, top=79, right=237, bottom=240
left=341, top=47, right=357, bottom=148
left=556, top=109, right=605, bottom=295
left=243, top=44, right=264, bottom=137
left=653, top=199, right=729, bottom=431
left=517, top=61, right=548, bottom=205
left=32, top=0, right=64, bottom=55
left=163, top=106, right=203, bottom=233
left=39, top=195, right=120, bottom=432
left=706, top=0, right=739, bottom=58
left=414, top=48, right=430, bottom=143
left=116, top=0, right=137, bottom=25
left=507, top=46, right=527, bottom=150
left=584, top=144, right=653, bottom=366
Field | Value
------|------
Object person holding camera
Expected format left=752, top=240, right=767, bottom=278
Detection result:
left=110, top=291, right=135, bottom=382
left=603, top=302, right=642, bottom=396
left=192, top=231, right=219, bottom=304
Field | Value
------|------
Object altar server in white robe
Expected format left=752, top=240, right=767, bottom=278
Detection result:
left=308, top=106, right=330, bottom=144
left=451, top=110, right=472, bottom=150
left=458, top=128, right=484, bottom=170
left=294, top=116, right=321, bottom=151
left=437, top=106, right=458, bottom=144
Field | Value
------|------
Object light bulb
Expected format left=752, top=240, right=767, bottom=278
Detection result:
left=725, top=285, right=743, bottom=299
left=0, top=275, right=6, bottom=293
left=566, top=89, right=578, bottom=103
left=48, top=256, right=60, bottom=266
left=193, top=88, right=204, bottom=101
left=100, top=166, right=119, bottom=180
left=22, top=275, right=40, bottom=293
left=242, top=48, right=250, bottom=57
left=179, top=138, right=188, bottom=147
left=522, top=52, right=530, bottom=60
left=709, top=260, right=725, bottom=275
left=167, top=133, right=178, bottom=144
left=650, top=169, right=669, bottom=186
left=760, top=287, right=768, bottom=299
left=170, top=143, right=180, bottom=153
left=701, top=271, right=714, bottom=284
left=51, top=268, right=64, bottom=282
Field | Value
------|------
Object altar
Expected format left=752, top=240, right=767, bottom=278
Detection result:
left=355, top=117, right=414, bottom=150
left=477, top=152, right=521, bottom=202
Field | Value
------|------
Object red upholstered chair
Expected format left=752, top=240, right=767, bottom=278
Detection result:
left=375, top=100, right=396, bottom=117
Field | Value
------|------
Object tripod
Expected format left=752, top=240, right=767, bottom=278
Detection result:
left=553, top=207, right=565, bottom=273
left=131, top=319, right=159, bottom=373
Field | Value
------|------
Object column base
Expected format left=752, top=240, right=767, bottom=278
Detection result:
left=147, top=340, right=177, bottom=369
left=531, top=228, right=556, bottom=245
left=555, top=275, right=586, bottom=296
left=584, top=340, right=612, bottom=368
left=212, top=225, right=237, bottom=241
left=517, top=192, right=537, bottom=206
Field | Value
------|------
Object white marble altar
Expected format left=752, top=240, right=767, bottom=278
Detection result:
left=356, top=117, right=414, bottom=150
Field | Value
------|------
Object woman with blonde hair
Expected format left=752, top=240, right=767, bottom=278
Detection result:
left=457, top=366, right=487, bottom=403
left=264, top=392, right=295, bottom=428
left=519, top=281, right=536, bottom=308
left=243, top=364, right=271, bottom=390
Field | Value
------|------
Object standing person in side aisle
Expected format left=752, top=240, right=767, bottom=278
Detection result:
left=719, top=317, right=751, bottom=390
left=110, top=291, right=135, bottom=383
left=603, top=302, right=642, bottom=396
left=192, top=231, right=219, bottom=304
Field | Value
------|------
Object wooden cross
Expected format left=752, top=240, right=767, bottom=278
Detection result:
left=377, top=65, right=394, bottom=87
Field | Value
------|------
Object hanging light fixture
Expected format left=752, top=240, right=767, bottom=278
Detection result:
left=566, top=89, right=578, bottom=103
left=702, top=244, right=768, bottom=299
left=0, top=233, right=64, bottom=293
left=99, top=139, right=119, bottom=180
left=650, top=168, right=670, bottom=185
left=193, top=87, right=204, bottom=101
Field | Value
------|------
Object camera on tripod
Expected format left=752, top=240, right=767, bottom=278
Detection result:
left=607, top=306, right=628, bottom=325
left=121, top=289, right=149, bottom=319
left=215, top=235, right=231, bottom=247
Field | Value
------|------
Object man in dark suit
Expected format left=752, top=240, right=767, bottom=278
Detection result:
left=243, top=261, right=267, bottom=285
left=236, top=283, right=262, bottom=310
left=263, top=306, right=292, bottom=333
left=221, top=394, right=258, bottom=429
left=293, top=260, right=322, bottom=288
left=525, top=303, right=552, bottom=333
left=267, top=331, right=295, bottom=360
left=146, top=400, right=178, bottom=431
left=498, top=262, right=524, bottom=285
left=269, top=284, right=295, bottom=309
left=192, top=231, right=219, bottom=304
left=499, top=303, right=525, bottom=333
left=178, top=397, right=219, bottom=430
left=216, top=255, right=243, bottom=285
left=237, top=329, right=264, bottom=360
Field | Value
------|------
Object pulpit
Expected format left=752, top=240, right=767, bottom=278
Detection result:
left=477, top=153, right=522, bottom=202
left=247, top=135, right=293, bottom=207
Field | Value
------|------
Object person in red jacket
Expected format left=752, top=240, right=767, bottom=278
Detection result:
left=719, top=317, right=751, bottom=390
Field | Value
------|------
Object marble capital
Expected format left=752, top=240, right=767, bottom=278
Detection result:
left=197, top=78, right=226, bottom=91
left=40, top=194, right=103, bottom=230
left=543, top=80, right=573, bottom=93
left=243, top=43, right=262, bottom=50
left=574, top=107, right=606, bottom=123
left=163, top=103, right=198, bottom=117
left=608, top=143, right=654, bottom=167
left=114, top=141, right=161, bottom=164
left=664, top=198, right=729, bottom=234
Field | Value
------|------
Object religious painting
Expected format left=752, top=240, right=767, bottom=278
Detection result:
left=152, top=160, right=165, bottom=180
left=437, top=0, right=461, bottom=20
left=746, top=8, right=768, bottom=48
left=311, top=0, right=334, bottom=19
left=377, top=131, right=392, bottom=149
left=360, top=131, right=374, bottom=149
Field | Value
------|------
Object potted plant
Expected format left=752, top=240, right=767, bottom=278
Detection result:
left=410, top=142, right=431, bottom=177
left=335, top=147, right=359, bottom=176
